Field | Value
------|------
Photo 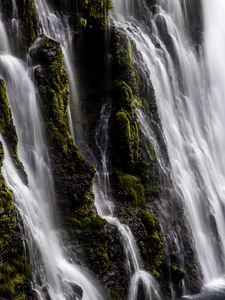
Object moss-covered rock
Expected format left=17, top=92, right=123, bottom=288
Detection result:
left=139, top=210, right=164, bottom=276
left=30, top=36, right=95, bottom=205
left=0, top=80, right=31, bottom=299
left=30, top=36, right=126, bottom=299
left=0, top=80, right=11, bottom=133
left=0, top=143, right=31, bottom=300
left=0, top=143, right=16, bottom=250
left=114, top=171, right=145, bottom=206
left=15, top=0, right=40, bottom=53
left=109, top=27, right=166, bottom=286
left=111, top=107, right=140, bottom=171
left=110, top=30, right=142, bottom=174
left=0, top=80, right=26, bottom=182
left=111, top=31, right=138, bottom=94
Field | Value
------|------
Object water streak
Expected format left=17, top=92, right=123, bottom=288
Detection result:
left=0, top=6, right=104, bottom=299
left=113, top=0, right=225, bottom=292
left=94, top=103, right=161, bottom=300
left=0, top=54, right=104, bottom=300
left=34, top=0, right=83, bottom=144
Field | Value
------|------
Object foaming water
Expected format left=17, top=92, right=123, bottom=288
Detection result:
left=113, top=0, right=225, bottom=295
left=94, top=103, right=162, bottom=300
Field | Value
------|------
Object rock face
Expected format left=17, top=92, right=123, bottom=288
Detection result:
left=0, top=0, right=204, bottom=299
left=30, top=36, right=128, bottom=299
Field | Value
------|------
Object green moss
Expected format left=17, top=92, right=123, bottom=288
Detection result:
left=109, top=288, right=122, bottom=300
left=144, top=184, right=162, bottom=200
left=112, top=109, right=140, bottom=170
left=114, top=80, right=135, bottom=113
left=66, top=207, right=111, bottom=275
left=31, top=37, right=79, bottom=156
left=146, top=137, right=157, bottom=161
left=116, top=171, right=145, bottom=206
left=109, top=22, right=165, bottom=285
left=111, top=30, right=141, bottom=174
left=1, top=0, right=39, bottom=57
left=15, top=0, right=39, bottom=56
left=0, top=264, right=24, bottom=297
left=0, top=143, right=16, bottom=250
left=140, top=210, right=164, bottom=277
left=31, top=35, right=115, bottom=287
left=79, top=16, right=87, bottom=28
left=0, top=80, right=26, bottom=180
left=112, top=88, right=140, bottom=168
left=112, top=30, right=138, bottom=93
left=0, top=245, right=31, bottom=299
left=0, top=79, right=12, bottom=133
left=80, top=0, right=112, bottom=27
left=0, top=144, right=31, bottom=299
left=141, top=211, right=158, bottom=231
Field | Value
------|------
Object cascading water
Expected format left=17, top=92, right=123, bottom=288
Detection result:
left=94, top=103, right=161, bottom=300
left=34, top=0, right=83, bottom=144
left=0, top=10, right=104, bottom=300
left=113, top=0, right=225, bottom=297
left=34, top=1, right=162, bottom=298
left=3, top=0, right=225, bottom=298
left=0, top=16, right=10, bottom=53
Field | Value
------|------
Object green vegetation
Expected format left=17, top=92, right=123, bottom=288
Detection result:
left=0, top=80, right=26, bottom=180
left=0, top=0, right=39, bottom=56
left=110, top=28, right=164, bottom=281
left=139, top=210, right=164, bottom=277
left=113, top=110, right=140, bottom=169
left=0, top=144, right=31, bottom=299
left=115, top=171, right=145, bottom=206
left=0, top=143, right=16, bottom=250
left=0, top=80, right=11, bottom=133
left=79, top=0, right=113, bottom=27
left=31, top=35, right=117, bottom=291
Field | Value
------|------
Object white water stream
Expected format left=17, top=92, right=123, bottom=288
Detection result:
left=113, top=0, right=225, bottom=294
left=94, top=103, right=161, bottom=300
left=0, top=7, right=104, bottom=300
left=2, top=0, right=225, bottom=299
left=34, top=0, right=83, bottom=142
left=33, top=0, right=162, bottom=298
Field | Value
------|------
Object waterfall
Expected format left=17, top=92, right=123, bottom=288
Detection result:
left=34, top=0, right=83, bottom=144
left=94, top=103, right=162, bottom=300
left=113, top=0, right=225, bottom=295
left=33, top=0, right=162, bottom=298
left=0, top=16, right=10, bottom=53
left=2, top=0, right=225, bottom=298
left=0, top=10, right=104, bottom=300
